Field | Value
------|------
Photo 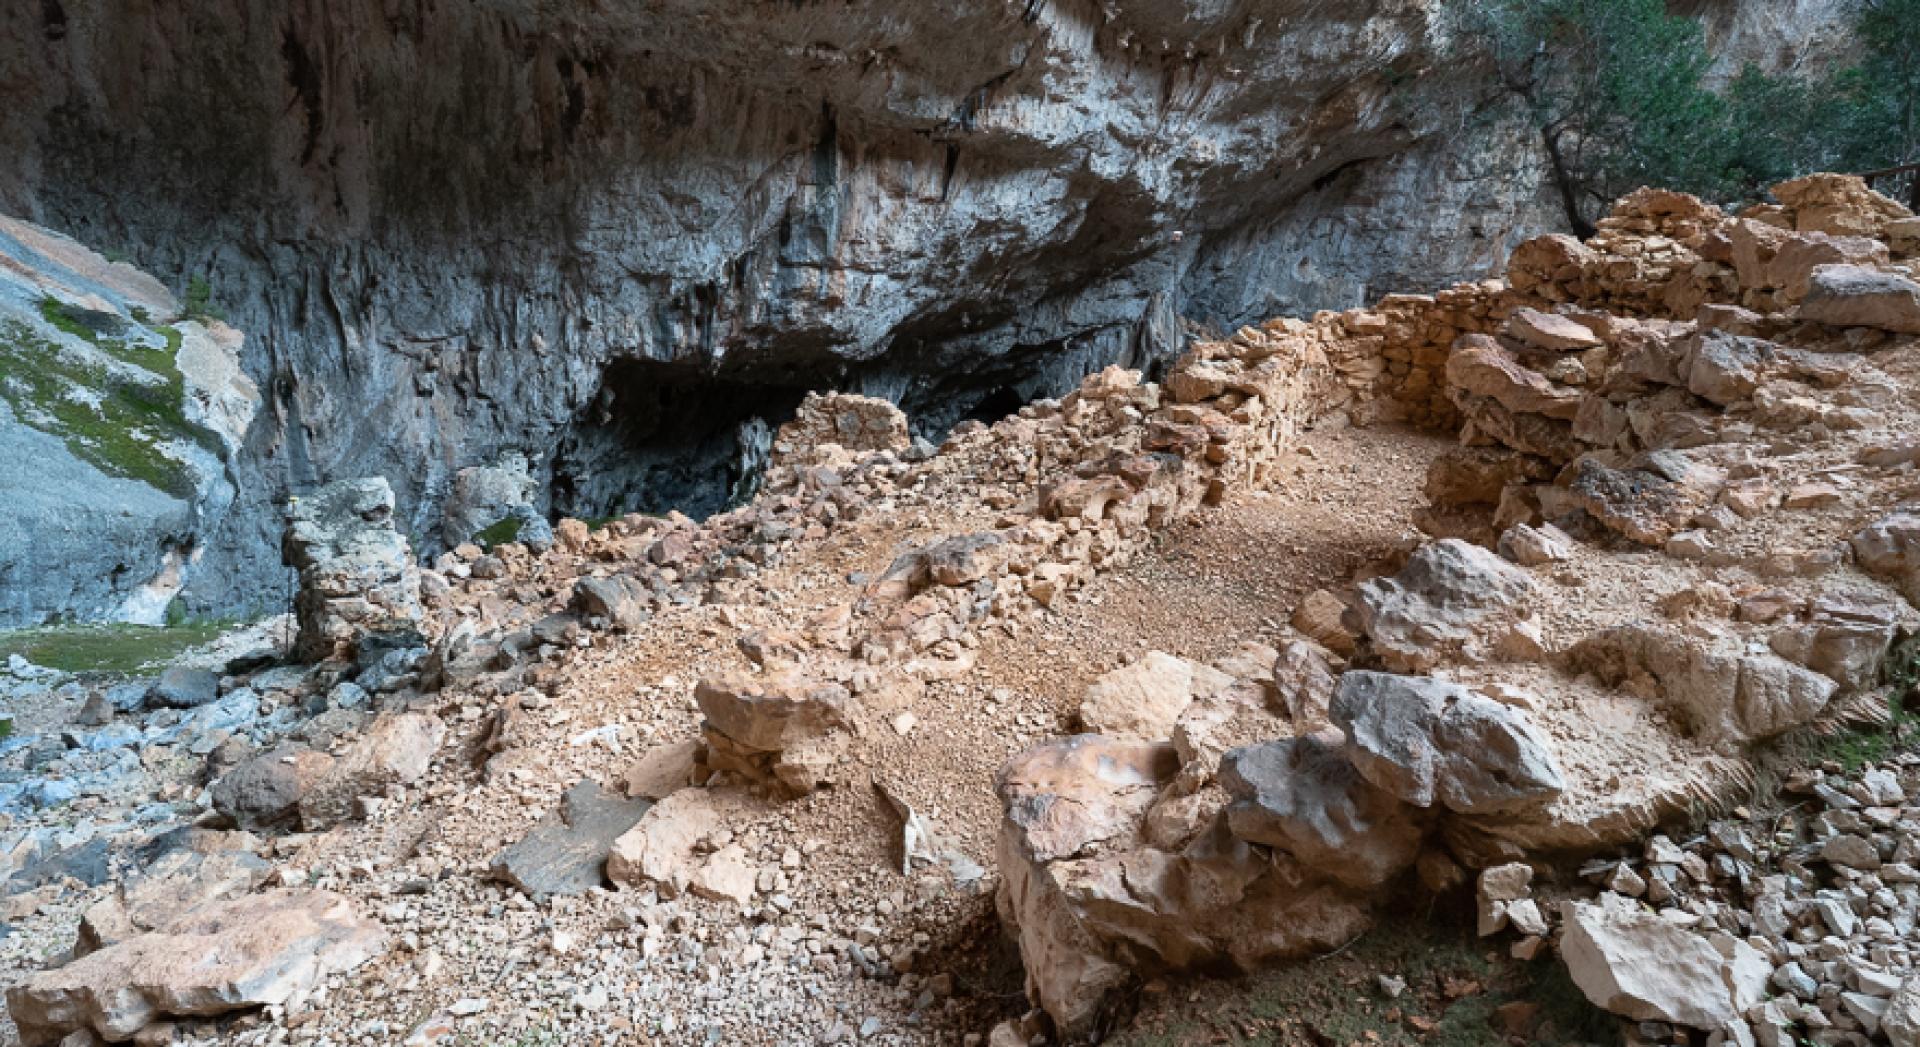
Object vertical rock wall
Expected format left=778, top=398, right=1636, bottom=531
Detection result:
left=0, top=0, right=1564, bottom=619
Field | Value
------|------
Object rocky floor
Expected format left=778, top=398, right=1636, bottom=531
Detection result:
left=2, top=175, right=1920, bottom=1047
left=0, top=421, right=1462, bottom=1047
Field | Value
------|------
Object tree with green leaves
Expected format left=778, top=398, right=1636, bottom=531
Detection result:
left=1453, top=0, right=1728, bottom=236
left=1829, top=0, right=1920, bottom=207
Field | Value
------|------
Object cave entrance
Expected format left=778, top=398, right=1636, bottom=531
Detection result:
left=550, top=359, right=814, bottom=522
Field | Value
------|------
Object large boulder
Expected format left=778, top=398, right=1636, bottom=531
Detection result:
left=1078, top=651, right=1234, bottom=742
left=1219, top=733, right=1423, bottom=889
left=209, top=744, right=338, bottom=831
left=607, top=788, right=755, bottom=904
left=1330, top=671, right=1565, bottom=816
left=145, top=666, right=220, bottom=709
left=440, top=452, right=538, bottom=547
left=994, top=736, right=1370, bottom=1038
left=1799, top=264, right=1920, bottom=334
left=6, top=889, right=385, bottom=1046
left=282, top=477, right=423, bottom=663
left=76, top=830, right=269, bottom=955
left=570, top=574, right=654, bottom=629
left=1353, top=539, right=1536, bottom=671
left=1559, top=896, right=1769, bottom=1032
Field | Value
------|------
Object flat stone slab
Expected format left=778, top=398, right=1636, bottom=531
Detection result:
left=489, top=780, right=651, bottom=897
left=6, top=888, right=384, bottom=1046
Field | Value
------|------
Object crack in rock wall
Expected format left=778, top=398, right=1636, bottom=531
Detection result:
left=0, top=0, right=1558, bottom=620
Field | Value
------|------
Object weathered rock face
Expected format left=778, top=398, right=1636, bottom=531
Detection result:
left=0, top=0, right=1558, bottom=620
left=0, top=216, right=259, bottom=627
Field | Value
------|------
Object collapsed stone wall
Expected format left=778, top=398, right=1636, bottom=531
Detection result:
left=608, top=173, right=1920, bottom=1040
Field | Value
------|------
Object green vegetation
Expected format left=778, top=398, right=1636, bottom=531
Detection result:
left=182, top=275, right=224, bottom=322
left=1774, top=639, right=1919, bottom=774
left=1454, top=0, right=1920, bottom=232
left=0, top=621, right=232, bottom=675
left=473, top=515, right=524, bottom=549
left=0, top=300, right=217, bottom=497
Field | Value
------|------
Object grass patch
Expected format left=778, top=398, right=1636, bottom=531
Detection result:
left=1, top=305, right=218, bottom=497
left=473, top=516, right=523, bottom=550
left=1783, top=639, right=1920, bottom=774
left=0, top=621, right=233, bottom=675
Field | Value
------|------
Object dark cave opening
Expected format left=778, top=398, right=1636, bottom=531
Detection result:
left=550, top=359, right=814, bottom=522
left=960, top=386, right=1029, bottom=426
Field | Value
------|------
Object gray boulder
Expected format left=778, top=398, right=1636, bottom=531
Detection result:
left=1219, top=733, right=1423, bottom=890
left=1800, top=264, right=1920, bottom=333
left=490, top=780, right=653, bottom=897
left=147, top=667, right=219, bottom=709
left=1354, top=539, right=1536, bottom=671
left=208, top=744, right=336, bottom=831
left=1330, top=671, right=1565, bottom=816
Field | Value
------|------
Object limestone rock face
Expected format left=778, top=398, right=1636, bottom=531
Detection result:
left=282, top=477, right=423, bottom=663
left=0, top=215, right=256, bottom=627
left=5, top=889, right=385, bottom=1046
left=1560, top=896, right=1769, bottom=1031
left=1, top=0, right=1560, bottom=619
left=1331, top=671, right=1565, bottom=816
left=1354, top=539, right=1537, bottom=671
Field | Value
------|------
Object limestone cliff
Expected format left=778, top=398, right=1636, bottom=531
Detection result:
left=0, top=0, right=1561, bottom=620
